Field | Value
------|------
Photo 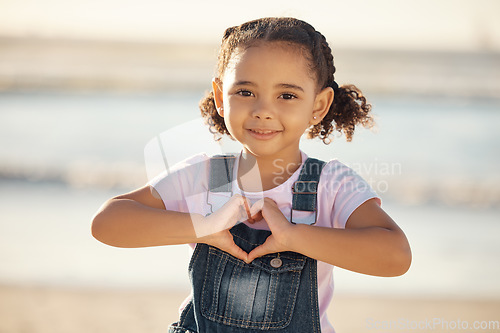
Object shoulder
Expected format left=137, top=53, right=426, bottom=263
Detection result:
left=318, top=158, right=378, bottom=200
left=300, top=153, right=353, bottom=178
left=171, top=153, right=212, bottom=172
left=149, top=153, right=211, bottom=183
left=299, top=153, right=358, bottom=190
left=320, top=159, right=359, bottom=183
left=147, top=153, right=215, bottom=197
left=316, top=158, right=380, bottom=228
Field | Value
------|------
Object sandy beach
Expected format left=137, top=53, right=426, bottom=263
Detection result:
left=1, top=284, right=499, bottom=333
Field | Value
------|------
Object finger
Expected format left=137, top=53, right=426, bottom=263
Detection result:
left=249, top=199, right=264, bottom=222
left=236, top=196, right=251, bottom=222
left=263, top=197, right=278, bottom=206
left=224, top=241, right=249, bottom=263
left=261, top=198, right=288, bottom=225
left=242, top=197, right=254, bottom=223
left=250, top=199, right=265, bottom=215
left=217, top=194, right=247, bottom=225
left=247, top=240, right=274, bottom=263
left=250, top=211, right=263, bottom=223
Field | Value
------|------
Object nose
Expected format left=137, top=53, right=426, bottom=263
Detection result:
left=252, top=100, right=274, bottom=120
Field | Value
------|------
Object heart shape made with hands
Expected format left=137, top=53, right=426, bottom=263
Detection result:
left=241, top=197, right=293, bottom=263
left=195, top=194, right=292, bottom=264
left=203, top=196, right=291, bottom=264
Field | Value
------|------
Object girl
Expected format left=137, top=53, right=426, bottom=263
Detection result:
left=92, top=17, right=411, bottom=333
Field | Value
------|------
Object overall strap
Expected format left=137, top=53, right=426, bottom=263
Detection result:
left=291, top=158, right=326, bottom=225
left=208, top=155, right=236, bottom=192
left=207, top=155, right=236, bottom=214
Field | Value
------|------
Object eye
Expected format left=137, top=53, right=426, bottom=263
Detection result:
left=236, top=89, right=254, bottom=97
left=280, top=93, right=297, bottom=100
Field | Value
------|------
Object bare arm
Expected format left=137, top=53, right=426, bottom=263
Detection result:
left=289, top=199, right=411, bottom=276
left=247, top=198, right=412, bottom=277
left=91, top=185, right=203, bottom=247
left=91, top=185, right=254, bottom=262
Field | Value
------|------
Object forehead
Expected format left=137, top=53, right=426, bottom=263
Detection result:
left=223, top=42, right=316, bottom=86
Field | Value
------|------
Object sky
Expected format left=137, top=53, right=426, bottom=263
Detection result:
left=0, top=0, right=499, bottom=52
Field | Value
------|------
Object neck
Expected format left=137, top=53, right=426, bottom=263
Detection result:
left=237, top=149, right=303, bottom=192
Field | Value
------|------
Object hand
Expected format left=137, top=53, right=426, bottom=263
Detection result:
left=195, top=194, right=262, bottom=263
left=247, top=198, right=295, bottom=263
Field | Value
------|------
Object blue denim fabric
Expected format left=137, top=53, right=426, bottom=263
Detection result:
left=290, top=158, right=325, bottom=225
left=208, top=155, right=237, bottom=193
left=168, top=157, right=325, bottom=332
left=168, top=224, right=321, bottom=333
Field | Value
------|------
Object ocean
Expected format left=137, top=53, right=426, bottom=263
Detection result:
left=0, top=91, right=499, bottom=299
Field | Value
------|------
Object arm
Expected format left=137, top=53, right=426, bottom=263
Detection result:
left=247, top=198, right=411, bottom=277
left=91, top=185, right=202, bottom=247
left=289, top=199, right=411, bottom=276
left=91, top=185, right=254, bottom=262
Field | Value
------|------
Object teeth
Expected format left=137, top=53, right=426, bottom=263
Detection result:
left=252, top=129, right=274, bottom=134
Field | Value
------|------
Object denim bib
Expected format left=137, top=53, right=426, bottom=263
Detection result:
left=169, top=156, right=325, bottom=332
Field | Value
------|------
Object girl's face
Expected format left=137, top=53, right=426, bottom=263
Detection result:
left=213, top=42, right=333, bottom=163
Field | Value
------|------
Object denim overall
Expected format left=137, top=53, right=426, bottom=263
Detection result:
left=168, top=156, right=325, bottom=333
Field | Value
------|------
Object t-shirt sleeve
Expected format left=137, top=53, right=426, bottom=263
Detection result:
left=147, top=153, right=210, bottom=213
left=321, top=160, right=381, bottom=229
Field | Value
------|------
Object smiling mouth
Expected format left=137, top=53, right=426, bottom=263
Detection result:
left=249, top=129, right=278, bottom=134
left=247, top=128, right=281, bottom=140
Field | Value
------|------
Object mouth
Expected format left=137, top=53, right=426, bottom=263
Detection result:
left=247, top=128, right=281, bottom=140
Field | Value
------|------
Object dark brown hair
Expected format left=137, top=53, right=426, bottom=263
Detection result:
left=200, top=17, right=373, bottom=143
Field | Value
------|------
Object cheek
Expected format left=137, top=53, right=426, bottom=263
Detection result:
left=285, top=110, right=314, bottom=131
left=226, top=95, right=249, bottom=110
left=225, top=98, right=248, bottom=122
left=222, top=109, right=242, bottom=135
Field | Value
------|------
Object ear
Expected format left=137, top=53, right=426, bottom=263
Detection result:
left=212, top=78, right=224, bottom=117
left=310, top=87, right=334, bottom=125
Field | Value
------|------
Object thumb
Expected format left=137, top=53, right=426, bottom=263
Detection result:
left=248, top=199, right=264, bottom=223
left=249, top=199, right=264, bottom=216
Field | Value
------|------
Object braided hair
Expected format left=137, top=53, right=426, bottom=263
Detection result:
left=200, top=17, right=373, bottom=143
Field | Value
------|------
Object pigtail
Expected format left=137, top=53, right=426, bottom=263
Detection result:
left=309, top=84, right=374, bottom=143
left=307, top=30, right=374, bottom=143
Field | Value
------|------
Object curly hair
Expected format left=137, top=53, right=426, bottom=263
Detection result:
left=199, top=17, right=373, bottom=143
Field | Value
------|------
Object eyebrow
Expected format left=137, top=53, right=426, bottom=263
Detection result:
left=233, top=81, right=305, bottom=92
left=276, top=83, right=304, bottom=92
left=233, top=80, right=256, bottom=87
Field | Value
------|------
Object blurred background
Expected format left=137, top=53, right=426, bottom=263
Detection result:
left=1, top=0, right=499, bottom=332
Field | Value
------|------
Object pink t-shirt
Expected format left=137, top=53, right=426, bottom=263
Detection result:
left=150, top=151, right=380, bottom=333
